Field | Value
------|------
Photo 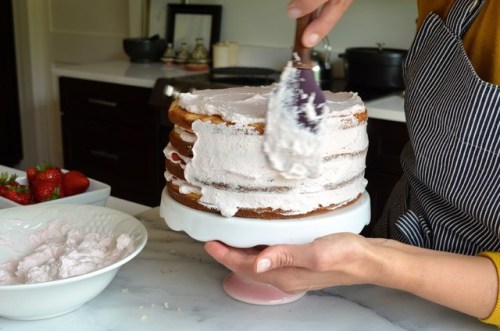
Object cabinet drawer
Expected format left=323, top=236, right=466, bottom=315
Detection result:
left=364, top=170, right=402, bottom=232
left=59, top=77, right=155, bottom=128
left=61, top=117, right=163, bottom=203
left=367, top=118, right=409, bottom=175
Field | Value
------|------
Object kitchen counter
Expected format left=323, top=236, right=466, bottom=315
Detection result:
left=52, top=61, right=203, bottom=88
left=0, top=200, right=495, bottom=330
left=365, top=93, right=406, bottom=123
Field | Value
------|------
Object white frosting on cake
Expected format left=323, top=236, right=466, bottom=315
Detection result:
left=179, top=85, right=272, bottom=125
left=167, top=86, right=368, bottom=218
left=174, top=126, right=196, bottom=143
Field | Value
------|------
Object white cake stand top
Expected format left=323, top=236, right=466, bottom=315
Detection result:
left=160, top=188, right=371, bottom=248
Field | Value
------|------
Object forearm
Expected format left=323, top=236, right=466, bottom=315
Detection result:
left=206, top=235, right=498, bottom=320
left=369, top=239, right=498, bottom=319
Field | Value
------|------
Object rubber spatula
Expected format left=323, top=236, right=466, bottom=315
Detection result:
left=264, top=11, right=328, bottom=179
left=290, top=11, right=326, bottom=132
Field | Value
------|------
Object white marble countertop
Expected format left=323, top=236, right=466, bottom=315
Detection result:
left=365, top=93, right=406, bottom=123
left=0, top=202, right=496, bottom=330
left=52, top=61, right=204, bottom=88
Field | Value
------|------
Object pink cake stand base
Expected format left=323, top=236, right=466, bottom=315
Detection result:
left=160, top=188, right=370, bottom=305
left=223, top=272, right=305, bottom=305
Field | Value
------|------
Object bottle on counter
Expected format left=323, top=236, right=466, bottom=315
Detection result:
left=186, top=38, right=210, bottom=71
left=190, top=38, right=209, bottom=62
left=175, top=43, right=189, bottom=64
left=161, top=43, right=176, bottom=65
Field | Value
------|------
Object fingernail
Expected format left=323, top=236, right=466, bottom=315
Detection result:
left=256, top=258, right=271, bottom=273
left=287, top=7, right=302, bottom=19
left=305, top=33, right=320, bottom=47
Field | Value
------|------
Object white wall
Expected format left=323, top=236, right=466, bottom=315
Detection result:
left=149, top=0, right=417, bottom=72
left=49, top=0, right=141, bottom=64
left=13, top=0, right=145, bottom=168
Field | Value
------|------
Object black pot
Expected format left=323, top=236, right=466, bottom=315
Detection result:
left=123, top=37, right=167, bottom=63
left=342, top=47, right=408, bottom=92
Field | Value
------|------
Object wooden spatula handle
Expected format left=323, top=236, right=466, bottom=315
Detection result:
left=293, top=11, right=317, bottom=68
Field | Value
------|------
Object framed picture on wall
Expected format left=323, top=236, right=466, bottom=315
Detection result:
left=166, top=4, right=222, bottom=54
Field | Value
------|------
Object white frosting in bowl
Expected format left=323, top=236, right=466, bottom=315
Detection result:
left=0, top=227, right=134, bottom=285
left=0, top=204, right=148, bottom=320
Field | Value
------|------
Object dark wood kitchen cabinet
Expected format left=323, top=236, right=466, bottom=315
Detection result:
left=59, top=77, right=169, bottom=206
left=0, top=0, right=23, bottom=166
left=364, top=118, right=409, bottom=234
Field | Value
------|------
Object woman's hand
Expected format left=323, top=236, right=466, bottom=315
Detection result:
left=205, top=233, right=384, bottom=293
left=205, top=234, right=498, bottom=319
left=287, top=0, right=354, bottom=47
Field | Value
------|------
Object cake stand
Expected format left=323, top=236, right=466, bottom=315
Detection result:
left=159, top=188, right=370, bottom=305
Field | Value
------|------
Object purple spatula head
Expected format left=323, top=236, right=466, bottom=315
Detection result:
left=277, top=65, right=326, bottom=133
left=264, top=63, right=328, bottom=179
left=296, top=68, right=326, bottom=132
left=287, top=11, right=327, bottom=132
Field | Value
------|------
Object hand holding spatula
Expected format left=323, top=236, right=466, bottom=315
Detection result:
left=264, top=11, right=328, bottom=179
left=291, top=11, right=327, bottom=132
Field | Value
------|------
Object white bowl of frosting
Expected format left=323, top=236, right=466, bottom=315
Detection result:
left=0, top=204, right=148, bottom=320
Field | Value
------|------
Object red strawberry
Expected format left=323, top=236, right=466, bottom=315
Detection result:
left=27, top=162, right=63, bottom=186
left=4, top=184, right=32, bottom=205
left=0, top=184, right=7, bottom=197
left=0, top=172, right=18, bottom=197
left=26, top=167, right=38, bottom=187
left=7, top=181, right=20, bottom=188
left=32, top=180, right=64, bottom=202
left=62, top=170, right=90, bottom=196
left=28, top=162, right=65, bottom=203
left=36, top=165, right=63, bottom=185
left=0, top=172, right=18, bottom=185
left=171, top=152, right=186, bottom=165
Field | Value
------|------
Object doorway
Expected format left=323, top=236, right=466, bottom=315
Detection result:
left=0, top=0, right=23, bottom=167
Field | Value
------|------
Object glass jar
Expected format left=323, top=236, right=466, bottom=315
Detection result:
left=162, top=43, right=176, bottom=64
left=189, top=38, right=209, bottom=63
left=164, top=43, right=175, bottom=58
left=176, top=43, right=189, bottom=64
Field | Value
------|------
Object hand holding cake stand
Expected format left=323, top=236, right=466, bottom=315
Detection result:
left=160, top=188, right=371, bottom=305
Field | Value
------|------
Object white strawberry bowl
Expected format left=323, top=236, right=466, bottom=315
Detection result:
left=0, top=175, right=110, bottom=209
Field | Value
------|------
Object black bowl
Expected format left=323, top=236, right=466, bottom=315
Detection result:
left=123, top=38, right=168, bottom=63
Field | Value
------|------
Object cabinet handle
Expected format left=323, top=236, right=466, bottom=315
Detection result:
left=88, top=98, right=118, bottom=108
left=90, top=149, right=120, bottom=160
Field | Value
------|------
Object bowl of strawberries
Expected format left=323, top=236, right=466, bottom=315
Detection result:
left=0, top=162, right=111, bottom=208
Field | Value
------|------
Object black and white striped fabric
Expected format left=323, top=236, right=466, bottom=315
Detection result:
left=375, top=0, right=500, bottom=255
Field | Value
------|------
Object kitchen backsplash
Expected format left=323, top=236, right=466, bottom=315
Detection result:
left=149, top=0, right=417, bottom=76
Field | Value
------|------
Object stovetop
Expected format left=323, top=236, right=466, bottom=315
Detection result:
left=149, top=67, right=279, bottom=109
left=169, top=67, right=280, bottom=89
